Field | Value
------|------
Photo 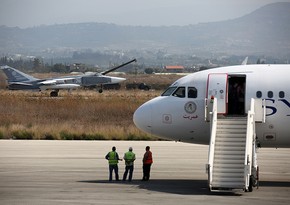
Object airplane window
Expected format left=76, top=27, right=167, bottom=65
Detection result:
left=268, top=91, right=273, bottom=98
left=188, top=87, right=197, bottom=98
left=256, top=91, right=262, bottom=98
left=279, top=91, right=285, bottom=98
left=161, top=87, right=177, bottom=96
left=172, top=87, right=186, bottom=98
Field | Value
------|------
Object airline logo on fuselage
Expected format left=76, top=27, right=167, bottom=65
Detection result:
left=266, top=99, right=290, bottom=116
left=184, top=101, right=197, bottom=113
left=183, top=101, right=198, bottom=120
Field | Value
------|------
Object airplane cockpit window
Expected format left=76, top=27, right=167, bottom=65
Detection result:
left=161, top=87, right=177, bottom=96
left=172, top=87, right=186, bottom=98
left=188, top=87, right=197, bottom=98
left=256, top=91, right=262, bottom=98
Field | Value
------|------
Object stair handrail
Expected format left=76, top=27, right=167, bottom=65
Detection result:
left=207, top=97, right=218, bottom=188
left=262, top=99, right=266, bottom=123
left=244, top=98, right=256, bottom=190
left=204, top=98, right=212, bottom=122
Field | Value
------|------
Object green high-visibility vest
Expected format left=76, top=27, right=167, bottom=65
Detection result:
left=124, top=151, right=135, bottom=166
left=108, top=151, right=118, bottom=165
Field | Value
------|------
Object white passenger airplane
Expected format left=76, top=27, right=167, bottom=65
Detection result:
left=133, top=63, right=290, bottom=192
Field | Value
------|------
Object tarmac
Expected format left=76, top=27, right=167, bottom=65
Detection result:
left=0, top=140, right=289, bottom=205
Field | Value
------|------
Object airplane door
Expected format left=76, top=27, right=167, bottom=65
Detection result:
left=207, top=73, right=228, bottom=114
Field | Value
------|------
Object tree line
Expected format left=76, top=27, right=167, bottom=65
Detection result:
left=1, top=56, right=77, bottom=73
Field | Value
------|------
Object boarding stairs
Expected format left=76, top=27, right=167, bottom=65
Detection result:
left=206, top=98, right=263, bottom=192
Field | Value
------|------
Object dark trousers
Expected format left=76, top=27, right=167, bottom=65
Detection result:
left=109, top=164, right=119, bottom=181
left=123, top=165, right=134, bottom=181
left=142, top=164, right=152, bottom=181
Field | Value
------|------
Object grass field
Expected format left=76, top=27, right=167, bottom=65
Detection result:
left=0, top=89, right=164, bottom=140
left=0, top=71, right=182, bottom=140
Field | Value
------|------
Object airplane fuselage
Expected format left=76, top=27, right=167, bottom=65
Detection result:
left=134, top=64, right=290, bottom=148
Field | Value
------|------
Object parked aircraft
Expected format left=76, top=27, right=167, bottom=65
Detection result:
left=0, top=59, right=136, bottom=96
left=134, top=63, right=290, bottom=192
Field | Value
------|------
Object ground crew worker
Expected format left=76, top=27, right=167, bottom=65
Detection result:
left=142, top=146, right=153, bottom=181
left=122, top=147, right=136, bottom=182
left=105, top=146, right=122, bottom=181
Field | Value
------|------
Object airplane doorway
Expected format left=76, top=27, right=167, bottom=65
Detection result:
left=227, top=76, right=246, bottom=115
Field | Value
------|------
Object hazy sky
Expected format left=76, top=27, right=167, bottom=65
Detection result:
left=0, top=0, right=289, bottom=28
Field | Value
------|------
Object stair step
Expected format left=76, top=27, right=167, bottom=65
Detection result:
left=213, top=164, right=244, bottom=173
left=215, top=139, right=246, bottom=143
left=215, top=144, right=245, bottom=148
left=216, top=130, right=246, bottom=134
left=216, top=132, right=246, bottom=137
left=217, top=121, right=246, bottom=125
left=214, top=149, right=245, bottom=155
left=217, top=117, right=246, bottom=121
left=213, top=175, right=244, bottom=182
left=213, top=180, right=244, bottom=184
left=216, top=132, right=246, bottom=136
left=215, top=144, right=245, bottom=149
left=214, top=154, right=245, bottom=160
left=217, top=125, right=246, bottom=128
left=213, top=172, right=244, bottom=178
left=217, top=123, right=246, bottom=127
left=215, top=140, right=246, bottom=145
left=211, top=182, right=244, bottom=189
left=216, top=134, right=245, bottom=137
left=213, top=166, right=244, bottom=172
left=214, top=158, right=244, bottom=165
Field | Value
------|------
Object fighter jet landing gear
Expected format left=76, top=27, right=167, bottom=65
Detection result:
left=98, top=85, right=103, bottom=93
left=50, top=90, right=59, bottom=97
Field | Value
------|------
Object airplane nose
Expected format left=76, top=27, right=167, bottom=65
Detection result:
left=110, top=76, right=126, bottom=84
left=133, top=102, right=152, bottom=134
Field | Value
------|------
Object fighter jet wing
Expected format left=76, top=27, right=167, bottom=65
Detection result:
left=39, top=78, right=77, bottom=85
left=40, top=80, right=57, bottom=85
left=101, top=59, right=136, bottom=75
